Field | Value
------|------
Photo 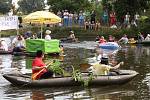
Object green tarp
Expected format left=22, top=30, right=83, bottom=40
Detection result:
left=26, top=39, right=60, bottom=54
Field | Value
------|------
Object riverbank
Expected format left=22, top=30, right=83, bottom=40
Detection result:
left=0, top=26, right=139, bottom=40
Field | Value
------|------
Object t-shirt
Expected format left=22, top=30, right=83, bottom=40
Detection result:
left=12, top=37, right=25, bottom=47
left=32, top=57, right=47, bottom=79
left=91, top=64, right=111, bottom=75
left=45, top=35, right=51, bottom=40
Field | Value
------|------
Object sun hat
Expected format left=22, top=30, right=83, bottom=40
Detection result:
left=70, top=31, right=74, bottom=34
left=45, top=30, right=51, bottom=34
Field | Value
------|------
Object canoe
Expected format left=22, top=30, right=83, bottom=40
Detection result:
left=99, top=42, right=120, bottom=50
left=138, top=41, right=150, bottom=45
left=3, top=70, right=138, bottom=87
left=60, top=38, right=78, bottom=43
left=0, top=50, right=12, bottom=54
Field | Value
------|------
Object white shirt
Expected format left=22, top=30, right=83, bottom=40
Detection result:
left=12, top=37, right=25, bottom=47
left=45, top=35, right=51, bottom=40
left=135, top=14, right=139, bottom=20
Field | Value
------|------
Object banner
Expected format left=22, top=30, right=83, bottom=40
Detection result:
left=0, top=16, right=18, bottom=31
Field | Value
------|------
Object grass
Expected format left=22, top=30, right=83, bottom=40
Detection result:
left=0, top=25, right=139, bottom=40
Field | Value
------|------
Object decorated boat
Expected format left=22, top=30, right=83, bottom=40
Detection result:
left=3, top=70, right=138, bottom=87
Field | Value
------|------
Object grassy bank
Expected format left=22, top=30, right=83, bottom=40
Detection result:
left=0, top=26, right=139, bottom=40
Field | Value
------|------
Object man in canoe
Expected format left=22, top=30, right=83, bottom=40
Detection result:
left=32, top=50, right=53, bottom=80
left=12, top=35, right=25, bottom=52
left=88, top=57, right=124, bottom=76
left=67, top=31, right=78, bottom=42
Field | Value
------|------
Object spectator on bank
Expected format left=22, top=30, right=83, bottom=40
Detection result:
left=78, top=11, right=85, bottom=27
left=68, top=12, right=73, bottom=27
left=84, top=19, right=91, bottom=30
left=63, top=10, right=69, bottom=27
left=134, top=12, right=140, bottom=25
left=57, top=10, right=62, bottom=18
left=90, top=21, right=95, bottom=30
left=110, top=11, right=116, bottom=26
left=102, top=10, right=109, bottom=25
left=124, top=12, right=130, bottom=25
left=90, top=10, right=96, bottom=24
left=95, top=20, right=101, bottom=31
left=73, top=12, right=78, bottom=24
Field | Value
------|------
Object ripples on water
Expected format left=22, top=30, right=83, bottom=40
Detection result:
left=0, top=40, right=150, bottom=99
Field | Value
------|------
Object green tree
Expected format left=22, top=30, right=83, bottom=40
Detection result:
left=0, top=0, right=12, bottom=14
left=113, top=0, right=150, bottom=22
left=47, top=0, right=92, bottom=13
left=18, top=0, right=45, bottom=14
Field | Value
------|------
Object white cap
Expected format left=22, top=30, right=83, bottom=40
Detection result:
left=45, top=30, right=51, bottom=34
left=102, top=54, right=108, bottom=58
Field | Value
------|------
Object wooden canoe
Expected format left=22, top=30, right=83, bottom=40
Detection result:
left=3, top=70, right=138, bottom=87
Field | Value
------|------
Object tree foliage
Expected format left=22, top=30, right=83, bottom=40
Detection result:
left=0, top=0, right=12, bottom=14
left=113, top=0, right=150, bottom=22
left=18, top=0, right=45, bottom=14
left=47, top=0, right=92, bottom=13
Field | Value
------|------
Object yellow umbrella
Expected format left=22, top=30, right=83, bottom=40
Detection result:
left=23, top=11, right=61, bottom=38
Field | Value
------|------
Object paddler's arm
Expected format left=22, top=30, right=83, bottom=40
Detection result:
left=32, top=66, right=46, bottom=71
left=110, top=62, right=124, bottom=69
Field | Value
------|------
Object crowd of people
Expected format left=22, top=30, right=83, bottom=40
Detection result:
left=54, top=10, right=141, bottom=30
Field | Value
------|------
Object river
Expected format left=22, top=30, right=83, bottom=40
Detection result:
left=0, top=40, right=150, bottom=100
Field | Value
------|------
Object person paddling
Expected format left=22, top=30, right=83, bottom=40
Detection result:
left=32, top=50, right=53, bottom=80
left=88, top=57, right=124, bottom=76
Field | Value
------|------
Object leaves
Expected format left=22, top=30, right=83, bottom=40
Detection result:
left=47, top=0, right=92, bottom=13
left=0, top=0, right=12, bottom=14
left=72, top=66, right=95, bottom=87
left=18, top=0, right=45, bottom=14
left=47, top=60, right=64, bottom=75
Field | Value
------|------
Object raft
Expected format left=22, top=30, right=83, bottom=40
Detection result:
left=3, top=70, right=138, bottom=87
left=99, top=42, right=120, bottom=50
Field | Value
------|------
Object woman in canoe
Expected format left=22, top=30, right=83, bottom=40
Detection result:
left=32, top=50, right=53, bottom=80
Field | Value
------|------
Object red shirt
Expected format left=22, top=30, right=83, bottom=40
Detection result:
left=32, top=57, right=47, bottom=79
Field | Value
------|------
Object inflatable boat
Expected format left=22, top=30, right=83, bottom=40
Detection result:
left=99, top=42, right=120, bottom=50
left=3, top=70, right=138, bottom=87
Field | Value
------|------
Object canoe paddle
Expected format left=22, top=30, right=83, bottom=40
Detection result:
left=31, top=61, right=53, bottom=80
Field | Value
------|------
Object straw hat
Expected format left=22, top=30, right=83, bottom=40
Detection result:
left=45, top=30, right=51, bottom=34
